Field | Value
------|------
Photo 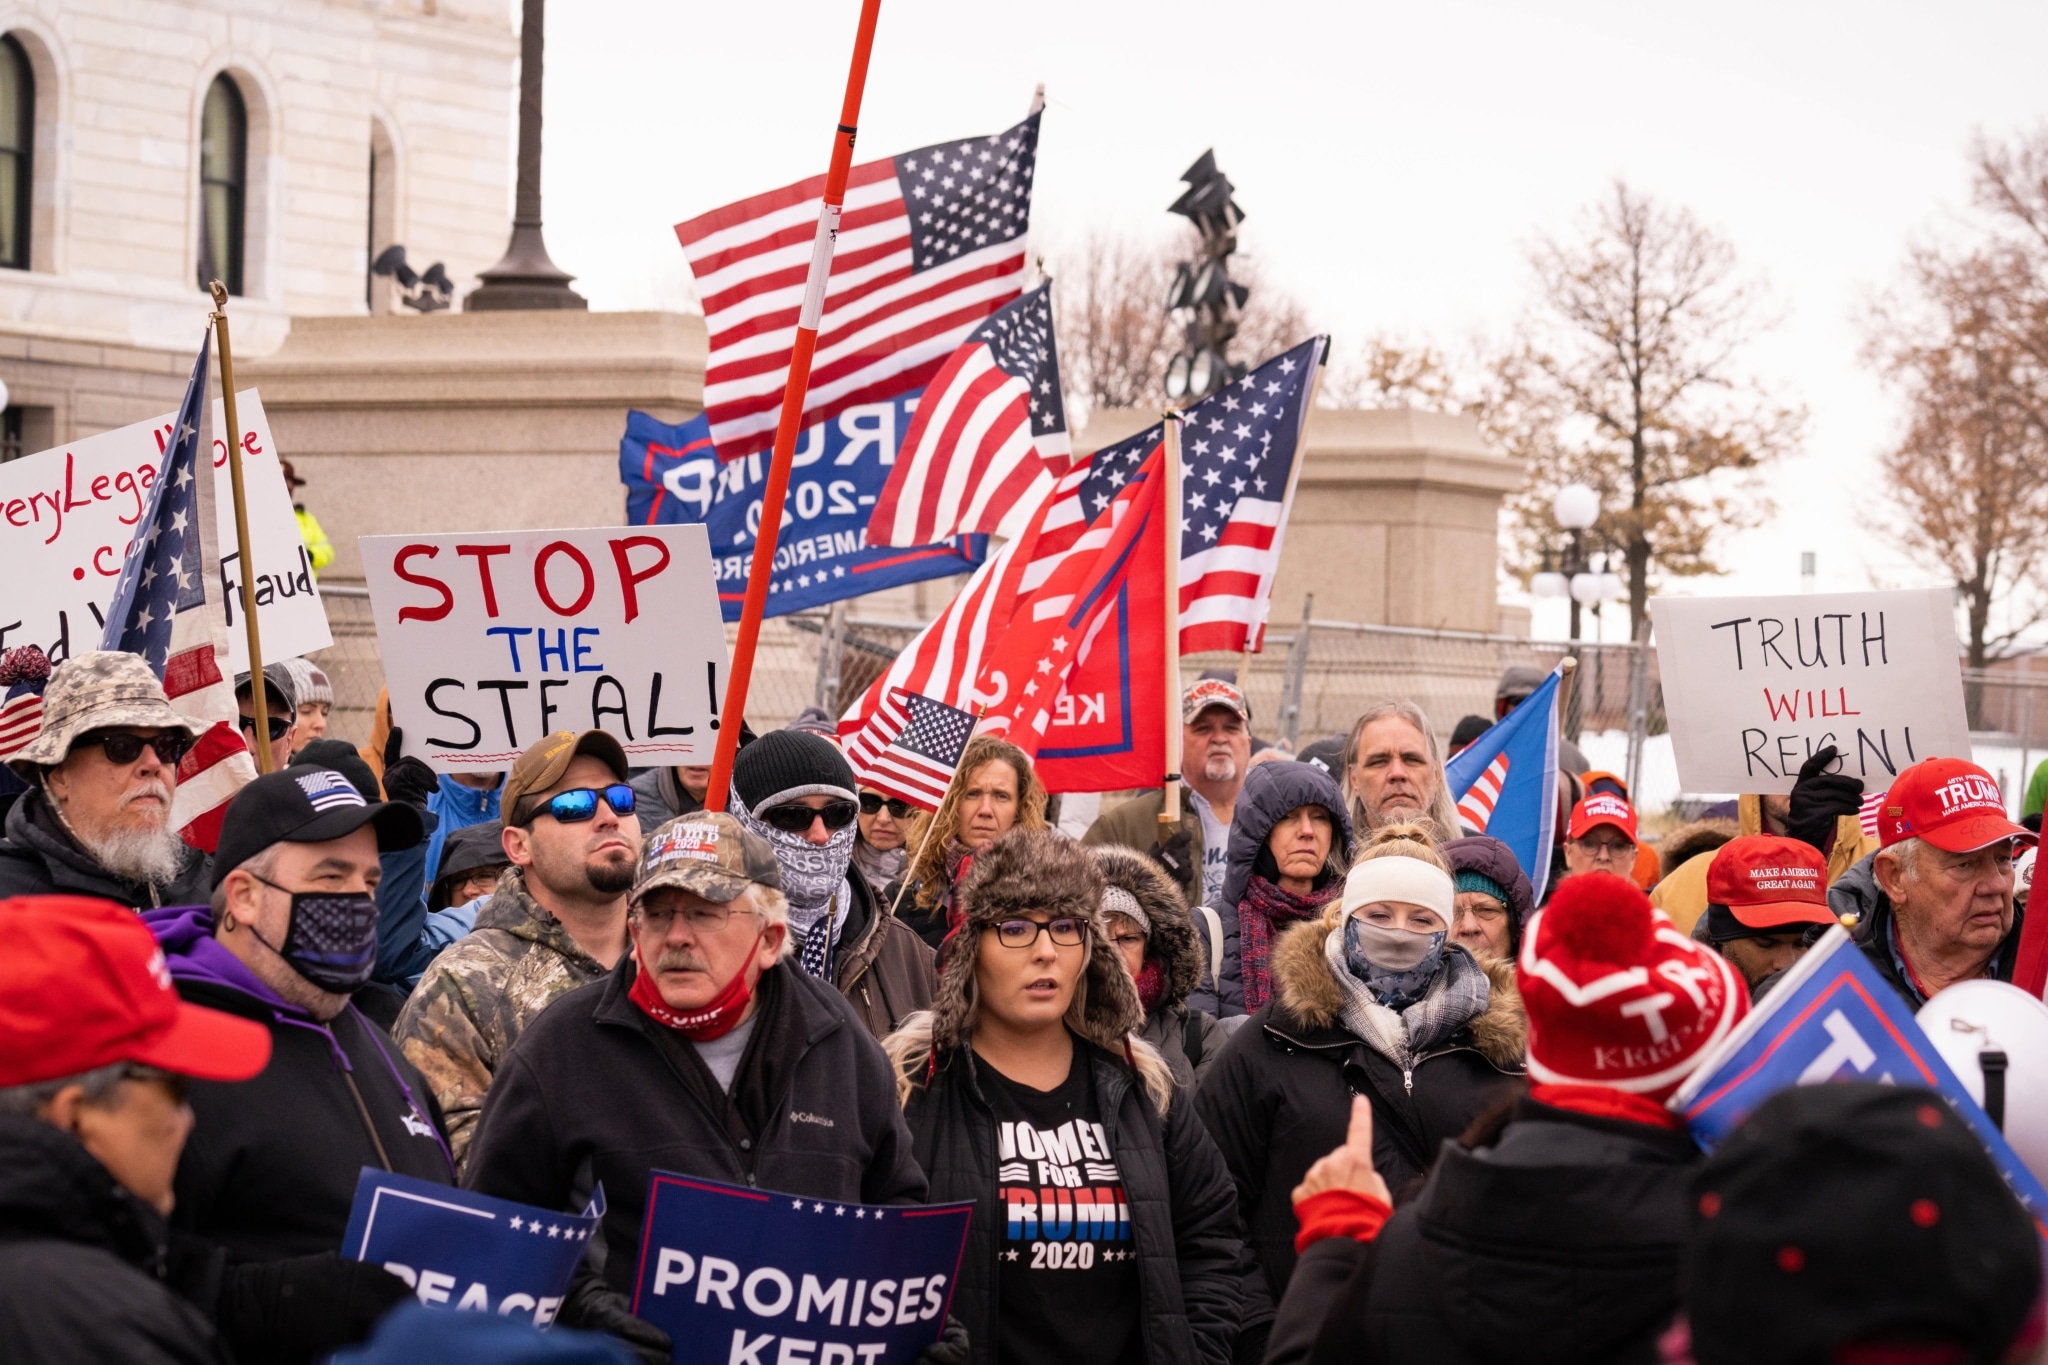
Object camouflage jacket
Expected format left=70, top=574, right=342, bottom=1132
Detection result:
left=394, top=867, right=610, bottom=1170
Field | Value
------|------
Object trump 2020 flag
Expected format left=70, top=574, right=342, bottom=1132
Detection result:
left=1442, top=665, right=1563, bottom=897
left=1670, top=928, right=2048, bottom=1238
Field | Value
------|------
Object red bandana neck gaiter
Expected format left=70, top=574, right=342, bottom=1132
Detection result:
left=629, top=940, right=760, bottom=1041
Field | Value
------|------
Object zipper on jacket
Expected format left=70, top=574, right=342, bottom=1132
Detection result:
left=1402, top=1066, right=1413, bottom=1095
left=341, top=1068, right=395, bottom=1171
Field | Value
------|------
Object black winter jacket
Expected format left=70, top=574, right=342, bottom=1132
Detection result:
left=832, top=862, right=937, bottom=1040
left=464, top=956, right=928, bottom=1295
left=0, top=784, right=210, bottom=908
left=0, top=1114, right=226, bottom=1365
left=1836, top=851, right=2028, bottom=1007
left=904, top=1040, right=1245, bottom=1365
left=1195, top=920, right=1524, bottom=1319
left=1266, top=1099, right=1702, bottom=1365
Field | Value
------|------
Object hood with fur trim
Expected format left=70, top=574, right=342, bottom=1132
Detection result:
left=1267, top=914, right=1526, bottom=1068
left=1091, top=843, right=1201, bottom=1011
left=1657, top=818, right=1738, bottom=881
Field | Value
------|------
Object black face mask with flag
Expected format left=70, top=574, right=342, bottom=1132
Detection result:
left=247, top=873, right=380, bottom=994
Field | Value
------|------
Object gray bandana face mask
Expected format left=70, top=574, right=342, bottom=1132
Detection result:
left=732, top=795, right=856, bottom=916
left=1344, top=917, right=1448, bottom=1011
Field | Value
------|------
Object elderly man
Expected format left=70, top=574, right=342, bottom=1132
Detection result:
left=395, top=730, right=639, bottom=1168
left=1857, top=757, right=2035, bottom=1007
left=1085, top=677, right=1253, bottom=905
left=464, top=812, right=929, bottom=1363
left=142, top=765, right=448, bottom=1365
left=0, top=651, right=209, bottom=906
left=1342, top=699, right=1464, bottom=841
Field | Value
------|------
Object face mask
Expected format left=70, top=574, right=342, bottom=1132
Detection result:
left=630, top=936, right=762, bottom=1041
left=1344, top=916, right=1448, bottom=1011
left=245, top=874, right=380, bottom=994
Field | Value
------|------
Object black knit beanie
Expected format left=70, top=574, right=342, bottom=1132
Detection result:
left=732, top=728, right=857, bottom=812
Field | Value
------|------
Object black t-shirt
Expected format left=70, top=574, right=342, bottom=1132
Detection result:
left=979, top=1049, right=1142, bottom=1365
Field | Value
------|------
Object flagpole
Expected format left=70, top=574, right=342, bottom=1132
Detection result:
left=887, top=703, right=984, bottom=920
left=1160, top=412, right=1185, bottom=837
left=208, top=281, right=272, bottom=775
left=705, top=0, right=884, bottom=813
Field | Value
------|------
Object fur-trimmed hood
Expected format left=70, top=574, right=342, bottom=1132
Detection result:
left=1266, top=914, right=1526, bottom=1068
left=1091, top=843, right=1201, bottom=1011
left=1657, top=818, right=1738, bottom=881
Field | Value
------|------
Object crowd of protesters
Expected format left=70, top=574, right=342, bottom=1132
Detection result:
left=2, top=649, right=2043, bottom=1365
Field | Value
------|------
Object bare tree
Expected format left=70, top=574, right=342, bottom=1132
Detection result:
left=1319, top=335, right=1470, bottom=410
left=1496, top=181, right=1804, bottom=638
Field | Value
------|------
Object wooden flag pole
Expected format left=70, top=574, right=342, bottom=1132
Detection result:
left=887, top=703, right=985, bottom=920
left=1159, top=412, right=1185, bottom=833
left=704, top=0, right=885, bottom=813
left=209, top=281, right=272, bottom=774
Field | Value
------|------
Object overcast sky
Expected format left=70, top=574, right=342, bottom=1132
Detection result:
left=537, top=0, right=2048, bottom=641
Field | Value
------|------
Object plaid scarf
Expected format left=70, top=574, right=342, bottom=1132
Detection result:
left=1323, top=927, right=1492, bottom=1066
left=1238, top=874, right=1342, bottom=1013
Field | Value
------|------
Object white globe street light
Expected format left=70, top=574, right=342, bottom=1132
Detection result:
left=1531, top=571, right=1569, bottom=599
left=1552, top=483, right=1600, bottom=531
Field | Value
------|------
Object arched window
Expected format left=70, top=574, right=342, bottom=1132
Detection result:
left=0, top=36, right=33, bottom=271
left=198, top=74, right=246, bottom=295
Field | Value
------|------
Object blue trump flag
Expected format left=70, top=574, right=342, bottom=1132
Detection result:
left=619, top=398, right=986, bottom=622
left=1671, top=928, right=2048, bottom=1238
left=341, top=1168, right=602, bottom=1325
left=631, top=1172, right=973, bottom=1365
left=1442, top=665, right=1563, bottom=897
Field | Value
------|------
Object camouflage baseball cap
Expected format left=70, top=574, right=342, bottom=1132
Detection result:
left=10, top=650, right=205, bottom=777
left=633, top=812, right=782, bottom=906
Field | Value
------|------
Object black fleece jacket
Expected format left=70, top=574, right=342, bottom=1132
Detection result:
left=0, top=785, right=210, bottom=907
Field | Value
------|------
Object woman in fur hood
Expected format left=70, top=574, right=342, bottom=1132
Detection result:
left=1091, top=843, right=1228, bottom=1090
left=883, top=828, right=1246, bottom=1365
left=1194, top=825, right=1526, bottom=1355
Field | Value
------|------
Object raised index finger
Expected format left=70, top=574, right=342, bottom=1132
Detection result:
left=1346, top=1094, right=1376, bottom=1154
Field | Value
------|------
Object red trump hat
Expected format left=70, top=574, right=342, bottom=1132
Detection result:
left=0, top=896, right=271, bottom=1088
left=1877, top=758, right=2036, bottom=854
left=1706, top=836, right=1838, bottom=931
left=1569, top=792, right=1638, bottom=842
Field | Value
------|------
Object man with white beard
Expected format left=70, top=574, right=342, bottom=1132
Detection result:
left=0, top=651, right=211, bottom=907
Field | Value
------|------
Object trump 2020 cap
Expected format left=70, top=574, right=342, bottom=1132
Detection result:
left=1568, top=792, right=1638, bottom=842
left=1878, top=758, right=2037, bottom=854
left=633, top=813, right=783, bottom=907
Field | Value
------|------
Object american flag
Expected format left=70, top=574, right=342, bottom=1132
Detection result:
left=842, top=687, right=979, bottom=811
left=1860, top=789, right=1886, bottom=842
left=676, top=111, right=1040, bottom=462
left=1456, top=752, right=1511, bottom=832
left=0, top=646, right=51, bottom=763
left=866, top=279, right=1067, bottom=547
left=100, top=331, right=255, bottom=852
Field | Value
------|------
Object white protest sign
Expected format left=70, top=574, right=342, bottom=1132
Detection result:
left=361, top=525, right=729, bottom=772
left=1651, top=587, right=1973, bottom=794
left=0, top=391, right=331, bottom=672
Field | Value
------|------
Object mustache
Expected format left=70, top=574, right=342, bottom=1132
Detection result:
left=119, top=779, right=173, bottom=809
left=653, top=948, right=711, bottom=974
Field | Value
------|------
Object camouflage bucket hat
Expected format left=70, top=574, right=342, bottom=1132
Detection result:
left=10, top=650, right=205, bottom=777
left=633, top=812, right=782, bottom=907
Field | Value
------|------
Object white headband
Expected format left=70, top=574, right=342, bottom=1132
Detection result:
left=1339, top=856, right=1455, bottom=920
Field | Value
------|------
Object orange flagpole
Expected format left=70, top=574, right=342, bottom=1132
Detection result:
left=705, top=0, right=885, bottom=813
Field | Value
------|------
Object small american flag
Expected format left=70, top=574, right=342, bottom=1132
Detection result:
left=1860, top=789, right=1886, bottom=842
left=867, top=279, right=1067, bottom=547
left=101, top=330, right=256, bottom=852
left=843, top=687, right=978, bottom=811
left=0, top=646, right=51, bottom=763
left=676, top=112, right=1040, bottom=462
left=1457, top=753, right=1511, bottom=832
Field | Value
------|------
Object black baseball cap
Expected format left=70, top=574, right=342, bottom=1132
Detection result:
left=1686, top=1083, right=2042, bottom=1365
left=211, top=764, right=425, bottom=891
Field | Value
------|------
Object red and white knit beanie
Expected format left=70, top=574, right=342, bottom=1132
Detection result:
left=1517, top=872, right=1750, bottom=1101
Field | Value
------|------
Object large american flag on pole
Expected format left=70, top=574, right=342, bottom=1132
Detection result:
left=866, top=279, right=1067, bottom=547
left=841, top=687, right=978, bottom=811
left=100, top=330, right=256, bottom=852
left=676, top=111, right=1041, bottom=462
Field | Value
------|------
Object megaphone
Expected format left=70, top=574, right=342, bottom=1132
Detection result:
left=1918, top=980, right=2048, bottom=1186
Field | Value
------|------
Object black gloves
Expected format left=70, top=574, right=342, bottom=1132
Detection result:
left=1785, top=745, right=1863, bottom=853
left=217, top=1251, right=414, bottom=1365
left=381, top=727, right=440, bottom=809
left=1149, top=827, right=1197, bottom=894
left=558, top=1273, right=673, bottom=1365
left=914, top=1316, right=970, bottom=1364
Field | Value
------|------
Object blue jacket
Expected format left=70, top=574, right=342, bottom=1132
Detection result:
left=425, top=775, right=502, bottom=883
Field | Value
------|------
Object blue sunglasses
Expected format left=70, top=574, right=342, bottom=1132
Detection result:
left=529, top=784, right=636, bottom=824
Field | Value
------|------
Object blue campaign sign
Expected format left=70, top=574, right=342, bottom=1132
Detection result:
left=1442, top=667, right=1562, bottom=898
left=631, top=1172, right=974, bottom=1365
left=340, top=1168, right=602, bottom=1326
left=618, top=399, right=986, bottom=622
left=1672, top=929, right=2048, bottom=1237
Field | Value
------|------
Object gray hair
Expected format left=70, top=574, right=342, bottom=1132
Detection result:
left=210, top=844, right=283, bottom=921
left=1341, top=699, right=1464, bottom=842
left=0, top=1063, right=127, bottom=1117
left=633, top=883, right=796, bottom=964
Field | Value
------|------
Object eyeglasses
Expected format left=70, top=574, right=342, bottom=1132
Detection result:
left=78, top=730, right=192, bottom=766
left=239, top=714, right=292, bottom=743
left=759, top=800, right=859, bottom=834
left=638, top=901, right=745, bottom=934
left=529, top=784, right=636, bottom=825
left=994, top=917, right=1088, bottom=949
left=1110, top=932, right=1148, bottom=952
left=859, top=793, right=916, bottom=819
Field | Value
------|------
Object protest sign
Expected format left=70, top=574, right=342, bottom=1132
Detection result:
left=0, top=391, right=330, bottom=673
left=1671, top=928, right=2048, bottom=1238
left=1650, top=587, right=1972, bottom=794
left=631, top=1173, right=972, bottom=1365
left=361, top=524, right=728, bottom=772
left=619, top=399, right=987, bottom=622
left=340, top=1169, right=601, bottom=1325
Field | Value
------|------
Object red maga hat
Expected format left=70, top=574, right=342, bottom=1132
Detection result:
left=1568, top=792, right=1638, bottom=842
left=1877, top=758, right=2037, bottom=855
left=1706, top=835, right=1837, bottom=930
left=0, top=896, right=271, bottom=1088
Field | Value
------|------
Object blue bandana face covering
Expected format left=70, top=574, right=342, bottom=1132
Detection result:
left=1344, top=917, right=1448, bottom=1012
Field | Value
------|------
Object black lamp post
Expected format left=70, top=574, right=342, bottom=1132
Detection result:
left=1163, top=150, right=1247, bottom=402
left=466, top=0, right=586, bottom=312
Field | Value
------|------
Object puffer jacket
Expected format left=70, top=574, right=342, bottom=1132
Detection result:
left=1189, top=762, right=1353, bottom=1018
left=422, top=773, right=500, bottom=884
left=0, top=784, right=210, bottom=908
left=1095, top=843, right=1227, bottom=1090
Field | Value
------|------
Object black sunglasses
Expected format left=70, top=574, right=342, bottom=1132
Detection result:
left=528, top=784, right=636, bottom=825
left=759, top=799, right=860, bottom=834
left=239, top=714, right=291, bottom=743
left=81, top=730, right=193, bottom=766
left=859, top=793, right=916, bottom=819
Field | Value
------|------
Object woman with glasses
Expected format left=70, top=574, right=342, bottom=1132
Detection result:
left=854, top=788, right=914, bottom=889
left=1092, top=844, right=1226, bottom=1092
left=885, top=828, right=1246, bottom=1365
left=731, top=728, right=935, bottom=1040
left=1442, top=835, right=1534, bottom=962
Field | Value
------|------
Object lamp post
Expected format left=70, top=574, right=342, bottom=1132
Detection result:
left=1531, top=482, right=1619, bottom=640
left=466, top=0, right=586, bottom=311
left=1163, top=150, right=1247, bottom=402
